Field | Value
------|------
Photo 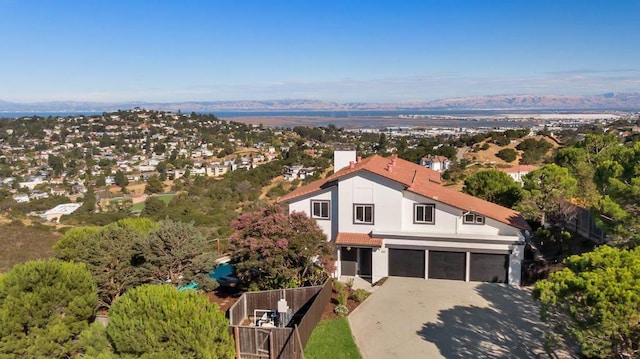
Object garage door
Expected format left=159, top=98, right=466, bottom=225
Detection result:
left=428, top=251, right=466, bottom=280
left=470, top=253, right=509, bottom=283
left=388, top=249, right=425, bottom=278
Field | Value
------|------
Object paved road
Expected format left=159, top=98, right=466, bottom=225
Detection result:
left=348, top=278, right=570, bottom=359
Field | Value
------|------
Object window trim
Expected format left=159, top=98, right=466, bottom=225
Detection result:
left=353, top=203, right=374, bottom=225
left=414, top=203, right=436, bottom=224
left=310, top=200, right=330, bottom=220
left=463, top=212, right=485, bottom=225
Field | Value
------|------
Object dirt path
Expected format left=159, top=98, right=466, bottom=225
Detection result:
left=259, top=175, right=284, bottom=200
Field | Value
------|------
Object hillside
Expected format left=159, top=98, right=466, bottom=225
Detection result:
left=464, top=135, right=559, bottom=165
left=2, top=92, right=640, bottom=113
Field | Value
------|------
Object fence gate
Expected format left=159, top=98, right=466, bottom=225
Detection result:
left=255, top=328, right=271, bottom=357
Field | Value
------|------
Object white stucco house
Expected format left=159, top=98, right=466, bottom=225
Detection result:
left=499, top=165, right=538, bottom=185
left=278, top=147, right=530, bottom=286
left=419, top=155, right=451, bottom=173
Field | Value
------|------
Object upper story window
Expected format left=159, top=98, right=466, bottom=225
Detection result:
left=463, top=212, right=485, bottom=225
left=353, top=204, right=374, bottom=224
left=311, top=200, right=330, bottom=220
left=414, top=203, right=435, bottom=224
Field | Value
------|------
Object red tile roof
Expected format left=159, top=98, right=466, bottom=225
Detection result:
left=500, top=165, right=539, bottom=173
left=278, top=154, right=529, bottom=230
left=335, top=232, right=383, bottom=247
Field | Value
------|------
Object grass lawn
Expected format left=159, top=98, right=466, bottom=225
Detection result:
left=305, top=318, right=361, bottom=359
left=131, top=194, right=175, bottom=212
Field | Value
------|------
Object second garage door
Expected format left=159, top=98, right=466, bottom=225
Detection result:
left=388, top=249, right=425, bottom=278
left=428, top=251, right=466, bottom=280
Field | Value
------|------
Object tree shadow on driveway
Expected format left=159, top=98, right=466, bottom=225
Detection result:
left=417, top=284, right=550, bottom=358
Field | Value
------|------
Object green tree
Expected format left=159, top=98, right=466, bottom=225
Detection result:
left=141, top=196, right=166, bottom=217
left=496, top=148, right=517, bottom=162
left=230, top=204, right=334, bottom=290
left=144, top=175, right=164, bottom=194
left=54, top=218, right=159, bottom=308
left=0, top=259, right=98, bottom=358
left=516, top=164, right=578, bottom=225
left=106, top=285, right=234, bottom=358
left=75, top=187, right=97, bottom=215
left=48, top=154, right=65, bottom=176
left=137, top=220, right=217, bottom=286
left=114, top=170, right=128, bottom=189
left=534, top=246, right=640, bottom=358
left=463, top=170, right=522, bottom=208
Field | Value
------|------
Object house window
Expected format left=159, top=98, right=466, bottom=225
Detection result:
left=463, top=213, right=485, bottom=225
left=414, top=204, right=435, bottom=224
left=353, top=204, right=374, bottom=224
left=311, top=200, right=330, bottom=220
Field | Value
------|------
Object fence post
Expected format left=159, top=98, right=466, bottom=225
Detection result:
left=294, top=325, right=305, bottom=359
left=234, top=326, right=241, bottom=359
left=269, top=331, right=275, bottom=359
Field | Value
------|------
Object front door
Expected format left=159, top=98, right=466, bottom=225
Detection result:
left=359, top=248, right=372, bottom=276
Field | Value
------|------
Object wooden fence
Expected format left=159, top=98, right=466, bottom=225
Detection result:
left=228, top=280, right=331, bottom=359
left=293, top=279, right=332, bottom=347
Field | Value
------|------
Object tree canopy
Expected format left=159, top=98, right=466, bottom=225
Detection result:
left=137, top=219, right=217, bottom=285
left=553, top=135, right=640, bottom=246
left=106, top=284, right=234, bottom=359
left=0, top=259, right=98, bottom=358
left=534, top=246, right=640, bottom=358
left=54, top=218, right=216, bottom=308
left=230, top=204, right=334, bottom=290
left=462, top=169, right=522, bottom=208
left=516, top=164, right=578, bottom=225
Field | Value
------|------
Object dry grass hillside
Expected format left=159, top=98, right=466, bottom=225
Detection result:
left=0, top=217, right=65, bottom=273
left=463, top=135, right=559, bottom=166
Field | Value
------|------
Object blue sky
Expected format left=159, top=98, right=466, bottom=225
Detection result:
left=1, top=0, right=639, bottom=103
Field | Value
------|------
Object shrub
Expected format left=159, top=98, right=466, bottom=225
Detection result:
left=345, top=277, right=355, bottom=290
left=195, top=274, right=220, bottom=292
left=350, top=289, right=370, bottom=303
left=337, top=289, right=349, bottom=306
left=107, top=284, right=234, bottom=358
left=480, top=143, right=490, bottom=150
left=496, top=148, right=517, bottom=162
left=334, top=304, right=349, bottom=317
left=332, top=280, right=344, bottom=293
left=493, top=136, right=511, bottom=146
left=0, top=259, right=98, bottom=358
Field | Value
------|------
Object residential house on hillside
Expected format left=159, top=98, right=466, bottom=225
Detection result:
left=279, top=147, right=529, bottom=286
left=419, top=155, right=451, bottom=173
left=499, top=165, right=538, bottom=185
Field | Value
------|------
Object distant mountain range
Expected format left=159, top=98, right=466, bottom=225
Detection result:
left=1, top=93, right=640, bottom=113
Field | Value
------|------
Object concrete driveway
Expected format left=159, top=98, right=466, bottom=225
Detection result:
left=349, top=277, right=566, bottom=359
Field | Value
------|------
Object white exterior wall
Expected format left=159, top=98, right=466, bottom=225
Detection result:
left=287, top=188, right=336, bottom=241
left=371, top=247, right=387, bottom=283
left=509, top=244, right=525, bottom=286
left=401, top=192, right=521, bottom=236
left=337, top=172, right=405, bottom=234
